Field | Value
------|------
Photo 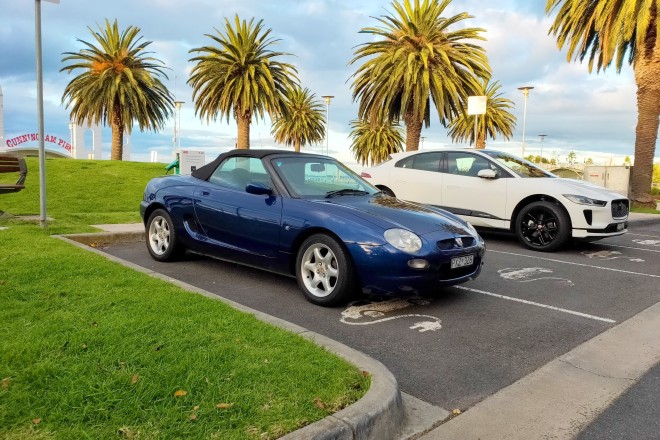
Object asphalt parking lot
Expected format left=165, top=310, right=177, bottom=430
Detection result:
left=101, top=223, right=660, bottom=413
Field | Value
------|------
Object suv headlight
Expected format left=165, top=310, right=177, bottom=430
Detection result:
left=384, top=229, right=422, bottom=253
left=563, top=194, right=607, bottom=207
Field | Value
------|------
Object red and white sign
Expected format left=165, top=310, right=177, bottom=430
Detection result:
left=5, top=133, right=72, bottom=154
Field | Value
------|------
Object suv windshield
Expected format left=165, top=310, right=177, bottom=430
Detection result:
left=481, top=150, right=555, bottom=178
left=271, top=156, right=379, bottom=198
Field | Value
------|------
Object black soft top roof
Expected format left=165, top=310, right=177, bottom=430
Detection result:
left=192, top=149, right=323, bottom=181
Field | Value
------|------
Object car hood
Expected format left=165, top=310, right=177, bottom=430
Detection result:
left=551, top=178, right=627, bottom=200
left=312, top=195, right=475, bottom=236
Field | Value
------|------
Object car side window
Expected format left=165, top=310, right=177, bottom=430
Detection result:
left=395, top=153, right=442, bottom=172
left=446, top=152, right=502, bottom=178
left=208, top=157, right=270, bottom=190
left=395, top=156, right=415, bottom=168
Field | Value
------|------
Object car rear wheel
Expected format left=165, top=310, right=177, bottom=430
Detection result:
left=296, top=234, right=355, bottom=306
left=146, top=209, right=185, bottom=261
left=515, top=201, right=571, bottom=252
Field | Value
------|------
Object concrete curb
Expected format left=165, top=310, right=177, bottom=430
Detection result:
left=418, top=299, right=660, bottom=440
left=56, top=231, right=413, bottom=440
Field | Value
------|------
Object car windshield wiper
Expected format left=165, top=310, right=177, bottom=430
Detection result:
left=325, top=189, right=370, bottom=198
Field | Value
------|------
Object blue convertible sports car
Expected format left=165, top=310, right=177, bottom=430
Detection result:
left=140, top=149, right=485, bottom=306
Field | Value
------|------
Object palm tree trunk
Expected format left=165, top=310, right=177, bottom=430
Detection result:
left=476, top=131, right=486, bottom=149
left=404, top=110, right=422, bottom=152
left=630, top=36, right=660, bottom=206
left=294, top=138, right=301, bottom=153
left=236, top=108, right=251, bottom=149
left=111, top=106, right=124, bottom=161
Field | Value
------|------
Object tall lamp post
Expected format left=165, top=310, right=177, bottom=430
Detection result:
left=173, top=100, right=184, bottom=150
left=518, top=86, right=534, bottom=158
left=321, top=95, right=334, bottom=156
left=35, top=0, right=59, bottom=226
left=538, top=134, right=547, bottom=161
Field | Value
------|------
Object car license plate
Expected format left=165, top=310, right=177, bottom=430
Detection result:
left=451, top=254, right=474, bottom=269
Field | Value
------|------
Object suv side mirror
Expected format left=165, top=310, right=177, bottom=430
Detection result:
left=477, top=169, right=498, bottom=179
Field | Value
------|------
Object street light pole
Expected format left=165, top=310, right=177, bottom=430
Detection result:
left=35, top=0, right=59, bottom=227
left=173, top=100, right=184, bottom=150
left=321, top=95, right=334, bottom=156
left=538, top=134, right=547, bottom=161
left=518, top=86, right=534, bottom=158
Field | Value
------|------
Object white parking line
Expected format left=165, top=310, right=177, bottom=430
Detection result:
left=456, top=286, right=616, bottom=323
left=594, top=243, right=660, bottom=253
left=490, top=250, right=660, bottom=278
left=627, top=232, right=660, bottom=238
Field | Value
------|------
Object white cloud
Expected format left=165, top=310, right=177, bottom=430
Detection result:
left=0, top=0, right=657, bottom=163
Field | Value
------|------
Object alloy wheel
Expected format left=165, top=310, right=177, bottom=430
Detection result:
left=149, top=215, right=171, bottom=256
left=520, top=207, right=559, bottom=247
left=300, top=243, right=339, bottom=298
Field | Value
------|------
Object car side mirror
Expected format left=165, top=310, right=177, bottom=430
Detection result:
left=246, top=182, right=273, bottom=195
left=477, top=169, right=498, bottom=179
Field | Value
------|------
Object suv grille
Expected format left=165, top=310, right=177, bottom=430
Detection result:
left=611, top=199, right=629, bottom=218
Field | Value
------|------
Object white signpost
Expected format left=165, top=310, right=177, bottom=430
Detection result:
left=467, top=96, right=487, bottom=148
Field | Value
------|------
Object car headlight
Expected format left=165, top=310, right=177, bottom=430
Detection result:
left=563, top=194, right=607, bottom=207
left=384, top=229, right=422, bottom=253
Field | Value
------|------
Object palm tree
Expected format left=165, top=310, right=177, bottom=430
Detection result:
left=448, top=79, right=516, bottom=149
left=546, top=0, right=660, bottom=206
left=349, top=117, right=405, bottom=166
left=271, top=87, right=325, bottom=152
left=61, top=19, right=173, bottom=161
left=188, top=16, right=298, bottom=149
left=350, top=0, right=491, bottom=152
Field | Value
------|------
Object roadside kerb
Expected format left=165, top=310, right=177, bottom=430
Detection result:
left=57, top=231, right=448, bottom=440
left=627, top=212, right=660, bottom=227
left=419, top=290, right=660, bottom=439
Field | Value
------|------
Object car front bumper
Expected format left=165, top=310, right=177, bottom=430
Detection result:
left=347, top=242, right=485, bottom=296
left=568, top=203, right=628, bottom=238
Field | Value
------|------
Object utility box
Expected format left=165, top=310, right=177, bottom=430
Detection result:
left=583, top=166, right=631, bottom=196
left=179, top=150, right=205, bottom=175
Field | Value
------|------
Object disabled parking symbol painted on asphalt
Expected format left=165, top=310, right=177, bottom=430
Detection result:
left=582, top=250, right=644, bottom=262
left=498, top=267, right=574, bottom=286
left=340, top=298, right=442, bottom=333
left=632, top=239, right=660, bottom=246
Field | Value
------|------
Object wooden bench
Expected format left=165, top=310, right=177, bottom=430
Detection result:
left=0, top=155, right=28, bottom=194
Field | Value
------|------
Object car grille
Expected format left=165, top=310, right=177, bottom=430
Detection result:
left=436, top=236, right=476, bottom=250
left=611, top=199, right=629, bottom=218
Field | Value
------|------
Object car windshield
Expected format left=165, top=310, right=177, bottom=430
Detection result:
left=271, top=156, right=379, bottom=198
left=481, top=150, right=555, bottom=178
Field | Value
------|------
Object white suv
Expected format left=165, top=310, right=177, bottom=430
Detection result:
left=361, top=148, right=629, bottom=252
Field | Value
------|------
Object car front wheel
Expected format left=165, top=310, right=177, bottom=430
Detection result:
left=146, top=209, right=185, bottom=261
left=296, top=234, right=356, bottom=306
left=514, top=201, right=571, bottom=252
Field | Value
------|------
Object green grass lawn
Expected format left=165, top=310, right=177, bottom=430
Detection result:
left=0, top=157, right=165, bottom=233
left=631, top=206, right=660, bottom=214
left=0, top=158, right=368, bottom=439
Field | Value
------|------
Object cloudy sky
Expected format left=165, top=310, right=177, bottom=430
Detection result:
left=0, top=0, right=654, bottom=166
